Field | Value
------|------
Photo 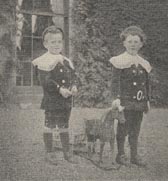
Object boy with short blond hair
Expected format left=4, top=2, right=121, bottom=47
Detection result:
left=32, top=26, right=78, bottom=164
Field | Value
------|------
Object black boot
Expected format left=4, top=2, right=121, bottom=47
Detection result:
left=43, top=132, right=53, bottom=153
left=129, top=137, right=146, bottom=167
left=60, top=132, right=77, bottom=164
left=116, top=136, right=129, bottom=165
left=116, top=154, right=129, bottom=166
left=43, top=132, right=57, bottom=165
left=130, top=142, right=146, bottom=167
left=130, top=155, right=146, bottom=167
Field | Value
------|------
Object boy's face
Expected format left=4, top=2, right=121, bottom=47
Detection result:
left=123, top=35, right=143, bottom=55
left=44, top=33, right=63, bottom=55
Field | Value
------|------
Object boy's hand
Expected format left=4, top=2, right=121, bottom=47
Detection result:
left=71, top=86, right=78, bottom=96
left=118, top=105, right=125, bottom=112
left=112, top=99, right=121, bottom=109
left=59, top=87, right=72, bottom=98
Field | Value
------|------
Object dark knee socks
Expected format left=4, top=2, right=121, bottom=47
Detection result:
left=59, top=132, right=70, bottom=156
left=116, top=135, right=125, bottom=156
left=129, top=136, right=138, bottom=159
left=43, top=132, right=53, bottom=153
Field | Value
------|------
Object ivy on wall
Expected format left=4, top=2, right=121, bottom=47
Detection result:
left=72, top=0, right=168, bottom=107
left=0, top=0, right=16, bottom=101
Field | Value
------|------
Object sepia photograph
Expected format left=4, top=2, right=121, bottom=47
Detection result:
left=0, top=0, right=168, bottom=180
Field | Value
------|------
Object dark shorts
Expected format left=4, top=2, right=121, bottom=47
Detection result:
left=45, top=109, right=71, bottom=129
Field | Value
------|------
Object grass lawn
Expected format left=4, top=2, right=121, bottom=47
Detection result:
left=0, top=105, right=168, bottom=181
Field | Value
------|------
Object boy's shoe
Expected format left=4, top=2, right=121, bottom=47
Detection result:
left=116, top=154, right=129, bottom=166
left=45, top=152, right=58, bottom=165
left=130, top=155, right=146, bottom=167
left=64, top=152, right=78, bottom=164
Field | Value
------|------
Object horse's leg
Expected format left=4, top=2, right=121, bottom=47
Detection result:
left=99, top=140, right=105, bottom=164
left=87, top=134, right=96, bottom=158
left=110, top=127, right=115, bottom=164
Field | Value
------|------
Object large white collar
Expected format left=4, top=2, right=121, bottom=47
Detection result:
left=32, top=52, right=74, bottom=71
left=109, top=52, right=152, bottom=73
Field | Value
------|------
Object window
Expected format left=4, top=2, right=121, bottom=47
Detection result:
left=15, top=0, right=69, bottom=86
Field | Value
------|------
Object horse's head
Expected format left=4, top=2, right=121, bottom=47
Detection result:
left=111, top=100, right=126, bottom=124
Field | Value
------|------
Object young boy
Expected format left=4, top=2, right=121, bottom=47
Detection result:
left=32, top=26, right=78, bottom=164
left=109, top=26, right=151, bottom=167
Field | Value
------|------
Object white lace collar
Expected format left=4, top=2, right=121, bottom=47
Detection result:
left=32, top=52, right=74, bottom=71
left=109, top=52, right=152, bottom=73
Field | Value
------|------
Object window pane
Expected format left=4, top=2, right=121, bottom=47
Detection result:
left=32, top=37, right=46, bottom=86
left=32, top=38, right=46, bottom=59
left=33, top=66, right=40, bottom=86
left=33, top=0, right=51, bottom=11
left=17, top=37, right=32, bottom=61
left=33, top=16, right=53, bottom=37
left=16, top=62, right=31, bottom=86
left=22, top=0, right=51, bottom=11
left=22, top=14, right=32, bottom=36
left=22, top=0, right=33, bottom=11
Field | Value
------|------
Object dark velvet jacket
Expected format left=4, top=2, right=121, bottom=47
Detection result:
left=37, top=59, right=78, bottom=111
left=110, top=52, right=151, bottom=111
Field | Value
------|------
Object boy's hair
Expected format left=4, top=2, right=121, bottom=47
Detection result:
left=42, top=25, right=64, bottom=42
left=120, top=26, right=146, bottom=43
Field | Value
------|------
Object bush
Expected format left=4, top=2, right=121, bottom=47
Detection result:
left=72, top=0, right=168, bottom=107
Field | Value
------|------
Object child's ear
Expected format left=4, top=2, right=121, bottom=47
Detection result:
left=139, top=41, right=143, bottom=48
left=123, top=40, right=127, bottom=48
left=43, top=41, right=48, bottom=49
